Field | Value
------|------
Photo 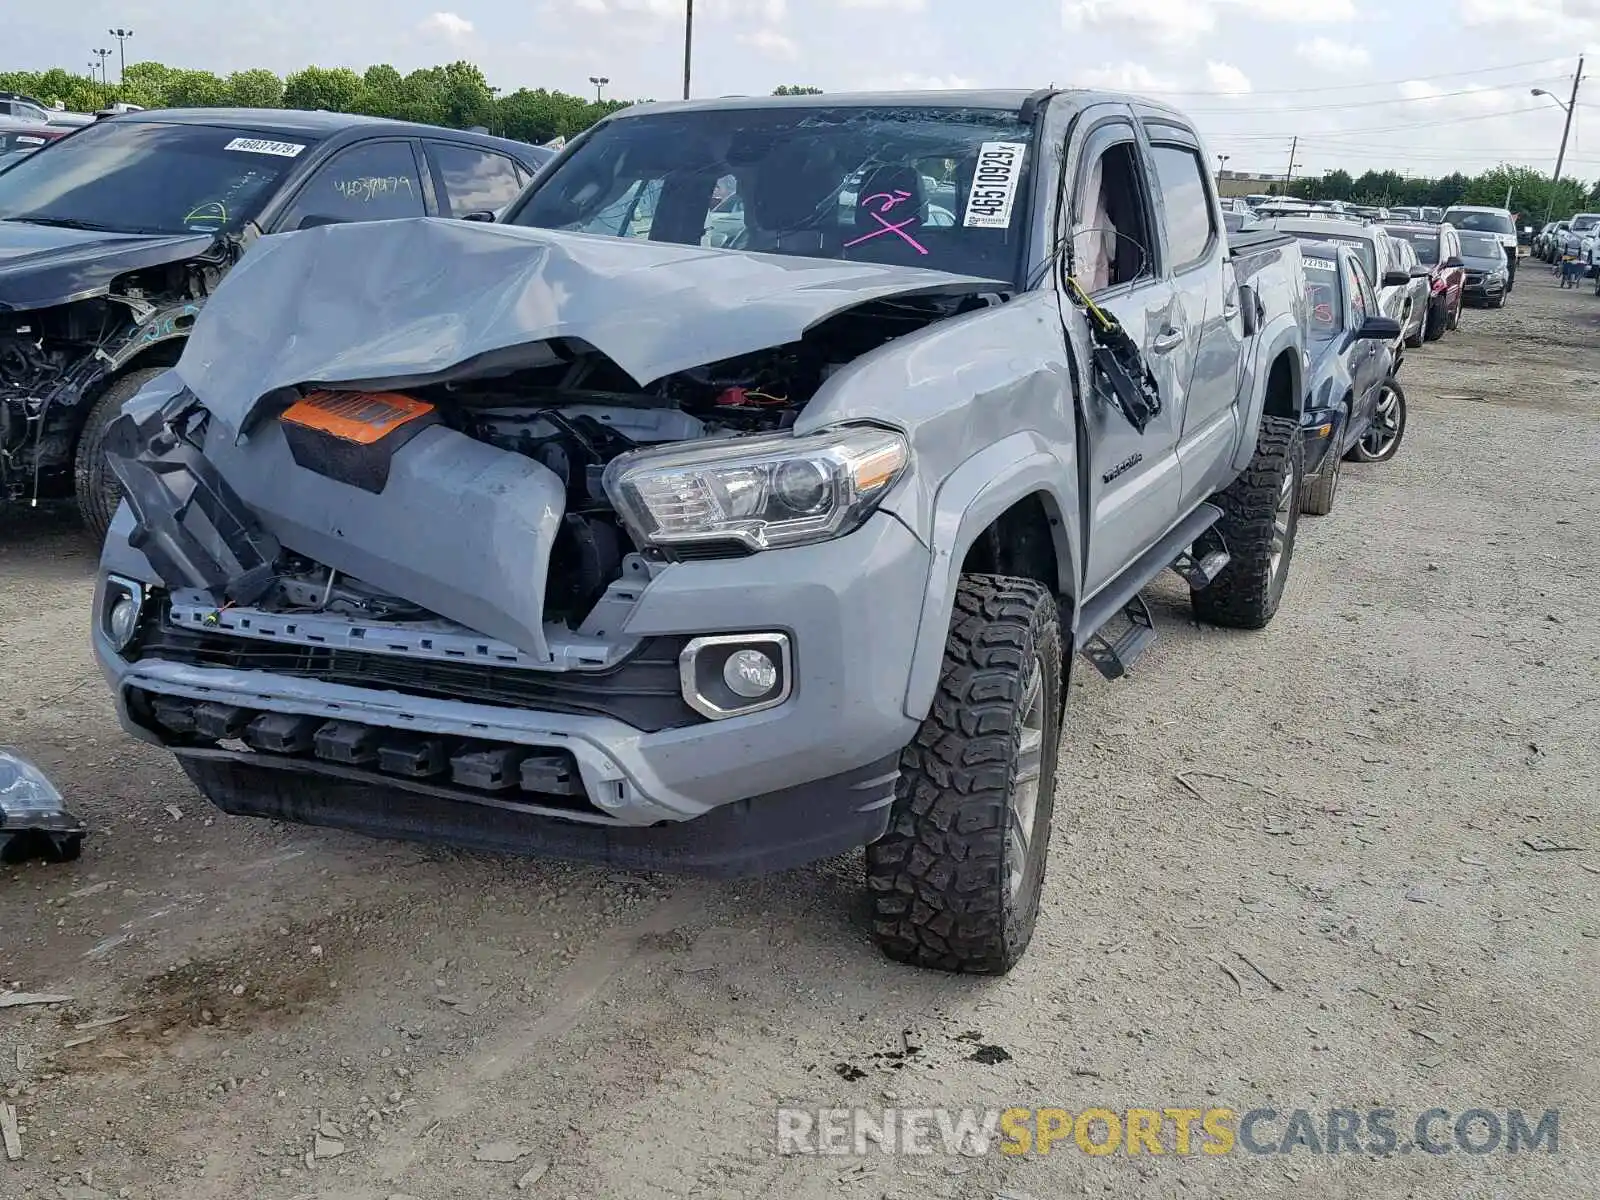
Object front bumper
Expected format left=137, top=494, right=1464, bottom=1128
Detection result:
left=96, top=506, right=931, bottom=874
left=1463, top=276, right=1506, bottom=301
left=1301, top=407, right=1344, bottom=478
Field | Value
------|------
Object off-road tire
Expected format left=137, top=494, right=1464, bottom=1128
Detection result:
left=74, top=366, right=165, bottom=543
left=1300, top=438, right=1341, bottom=516
left=1404, top=320, right=1425, bottom=349
left=1190, top=415, right=1302, bottom=630
left=866, top=575, right=1063, bottom=975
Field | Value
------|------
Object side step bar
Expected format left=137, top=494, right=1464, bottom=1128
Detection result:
left=1077, top=502, right=1226, bottom=680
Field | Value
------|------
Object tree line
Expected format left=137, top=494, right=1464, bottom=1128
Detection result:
left=1285, top=164, right=1600, bottom=222
left=18, top=61, right=1577, bottom=219
left=0, top=61, right=637, bottom=145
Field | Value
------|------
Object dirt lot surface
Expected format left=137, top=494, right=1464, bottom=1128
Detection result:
left=2, top=268, right=1596, bottom=1200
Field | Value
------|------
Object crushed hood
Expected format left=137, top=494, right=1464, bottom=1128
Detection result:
left=0, top=221, right=218, bottom=311
left=176, top=217, right=1003, bottom=434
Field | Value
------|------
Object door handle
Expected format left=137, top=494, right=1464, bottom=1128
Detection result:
left=1150, top=327, right=1185, bottom=354
left=1222, top=299, right=1240, bottom=321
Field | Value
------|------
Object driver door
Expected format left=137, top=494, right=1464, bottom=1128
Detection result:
left=1068, top=116, right=1185, bottom=599
left=1344, top=256, right=1385, bottom=444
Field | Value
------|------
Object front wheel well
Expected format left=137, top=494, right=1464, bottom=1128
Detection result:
left=961, top=493, right=1066, bottom=598
left=1262, top=350, right=1301, bottom=420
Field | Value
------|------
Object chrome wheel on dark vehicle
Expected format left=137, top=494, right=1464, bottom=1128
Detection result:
left=1349, top=380, right=1407, bottom=464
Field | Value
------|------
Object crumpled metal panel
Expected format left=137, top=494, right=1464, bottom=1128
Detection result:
left=174, top=217, right=1001, bottom=435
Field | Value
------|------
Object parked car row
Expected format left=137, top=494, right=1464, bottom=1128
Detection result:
left=8, top=91, right=1420, bottom=975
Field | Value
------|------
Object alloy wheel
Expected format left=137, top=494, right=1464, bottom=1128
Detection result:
left=1005, top=657, right=1046, bottom=901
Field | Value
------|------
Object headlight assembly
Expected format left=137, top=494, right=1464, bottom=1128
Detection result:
left=603, top=425, right=909, bottom=552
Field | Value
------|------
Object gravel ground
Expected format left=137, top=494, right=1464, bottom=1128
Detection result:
left=1, top=267, right=1596, bottom=1200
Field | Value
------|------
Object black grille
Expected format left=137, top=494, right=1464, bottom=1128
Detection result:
left=132, top=618, right=704, bottom=733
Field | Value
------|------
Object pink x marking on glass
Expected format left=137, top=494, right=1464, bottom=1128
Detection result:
left=845, top=190, right=929, bottom=255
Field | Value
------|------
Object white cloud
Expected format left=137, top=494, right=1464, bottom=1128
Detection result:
left=419, top=11, right=474, bottom=39
left=1205, top=60, right=1251, bottom=93
left=1063, top=0, right=1353, bottom=45
left=738, top=27, right=799, bottom=59
left=835, top=0, right=927, bottom=8
left=1062, top=0, right=1216, bottom=45
left=1076, top=61, right=1180, bottom=92
left=860, top=71, right=978, bottom=90
left=573, top=0, right=608, bottom=11
left=1294, top=36, right=1370, bottom=71
left=1227, top=0, right=1356, bottom=18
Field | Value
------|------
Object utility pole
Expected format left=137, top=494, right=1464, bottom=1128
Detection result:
left=108, top=27, right=133, bottom=83
left=1284, top=135, right=1298, bottom=186
left=1547, top=56, right=1584, bottom=223
left=682, top=0, right=693, bottom=100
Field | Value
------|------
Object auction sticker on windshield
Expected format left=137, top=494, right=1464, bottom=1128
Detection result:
left=964, top=142, right=1027, bottom=229
left=223, top=137, right=307, bottom=158
left=1303, top=258, right=1337, bottom=273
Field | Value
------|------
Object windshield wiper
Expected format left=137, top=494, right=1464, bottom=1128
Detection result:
left=2, top=216, right=129, bottom=233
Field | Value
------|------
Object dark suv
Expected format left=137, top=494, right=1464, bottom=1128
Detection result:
left=0, top=108, right=546, bottom=535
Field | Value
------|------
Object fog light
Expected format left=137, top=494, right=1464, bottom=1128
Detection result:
left=679, top=633, right=792, bottom=720
left=103, top=576, right=146, bottom=653
left=723, top=649, right=778, bottom=698
left=109, top=596, right=140, bottom=649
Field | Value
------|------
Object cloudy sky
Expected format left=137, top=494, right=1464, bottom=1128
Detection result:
left=13, top=0, right=1599, bottom=180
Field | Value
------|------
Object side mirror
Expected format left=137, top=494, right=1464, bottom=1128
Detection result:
left=1443, top=256, right=1464, bottom=269
left=1357, top=315, right=1403, bottom=341
left=461, top=209, right=497, bottom=223
left=1381, top=269, right=1410, bottom=287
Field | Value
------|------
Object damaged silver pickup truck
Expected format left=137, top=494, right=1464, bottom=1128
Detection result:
left=93, top=90, right=1310, bottom=974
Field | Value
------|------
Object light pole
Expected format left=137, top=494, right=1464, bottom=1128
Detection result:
left=1533, top=60, right=1584, bottom=223
left=92, top=48, right=113, bottom=104
left=1216, top=153, right=1230, bottom=185
left=682, top=0, right=693, bottom=100
left=108, top=27, right=133, bottom=83
left=589, top=75, right=610, bottom=103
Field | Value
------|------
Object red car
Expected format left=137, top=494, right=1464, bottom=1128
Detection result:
left=1381, top=222, right=1465, bottom=341
left=0, top=115, right=72, bottom=155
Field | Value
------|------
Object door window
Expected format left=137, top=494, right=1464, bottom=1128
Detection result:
left=1345, top=259, right=1369, bottom=325
left=1074, top=133, right=1156, bottom=291
left=428, top=142, right=525, bottom=217
left=278, top=140, right=425, bottom=230
left=1146, top=143, right=1217, bottom=272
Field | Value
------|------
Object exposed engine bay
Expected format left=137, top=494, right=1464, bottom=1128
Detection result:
left=114, top=289, right=987, bottom=641
left=1, top=252, right=227, bottom=503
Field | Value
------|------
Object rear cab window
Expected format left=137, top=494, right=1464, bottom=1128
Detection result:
left=0, top=120, right=317, bottom=235
left=510, top=104, right=1036, bottom=284
left=1145, top=141, right=1217, bottom=271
